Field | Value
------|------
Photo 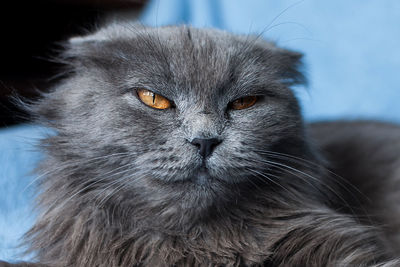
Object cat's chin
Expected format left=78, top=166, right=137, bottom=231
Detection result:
left=161, top=167, right=228, bottom=201
left=188, top=166, right=214, bottom=186
left=144, top=166, right=238, bottom=212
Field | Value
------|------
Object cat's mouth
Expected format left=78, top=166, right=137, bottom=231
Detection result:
left=189, top=166, right=214, bottom=186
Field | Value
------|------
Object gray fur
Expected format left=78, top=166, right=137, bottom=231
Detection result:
left=8, top=24, right=400, bottom=266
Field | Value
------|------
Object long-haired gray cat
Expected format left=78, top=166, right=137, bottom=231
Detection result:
left=2, top=24, right=400, bottom=266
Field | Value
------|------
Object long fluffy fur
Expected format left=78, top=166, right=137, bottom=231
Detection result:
left=5, top=25, right=400, bottom=266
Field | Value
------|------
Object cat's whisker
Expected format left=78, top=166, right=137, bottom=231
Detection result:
left=244, top=167, right=296, bottom=198
left=252, top=149, right=374, bottom=223
left=45, top=157, right=138, bottom=211
left=238, top=0, right=307, bottom=60
left=23, top=152, right=132, bottom=192
left=94, top=181, right=126, bottom=208
left=245, top=157, right=361, bottom=219
left=255, top=149, right=371, bottom=201
left=242, top=156, right=321, bottom=194
left=94, top=172, right=149, bottom=208
left=233, top=167, right=263, bottom=192
left=260, top=0, right=305, bottom=36
left=50, top=151, right=176, bottom=211
left=95, top=178, right=132, bottom=208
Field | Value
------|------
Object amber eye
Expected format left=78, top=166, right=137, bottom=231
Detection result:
left=137, top=89, right=172, bottom=110
left=230, top=96, right=258, bottom=110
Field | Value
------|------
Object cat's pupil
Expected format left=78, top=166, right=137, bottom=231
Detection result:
left=230, top=96, right=257, bottom=110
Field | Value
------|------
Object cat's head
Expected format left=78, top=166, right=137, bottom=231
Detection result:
left=35, top=24, right=309, bottom=216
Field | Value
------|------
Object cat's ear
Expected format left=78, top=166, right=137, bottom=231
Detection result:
left=60, top=31, right=112, bottom=69
left=60, top=23, right=146, bottom=69
left=271, top=46, right=306, bottom=86
left=251, top=38, right=307, bottom=86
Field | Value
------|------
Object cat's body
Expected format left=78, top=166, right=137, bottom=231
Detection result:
left=4, top=24, right=400, bottom=266
left=310, top=121, right=400, bottom=256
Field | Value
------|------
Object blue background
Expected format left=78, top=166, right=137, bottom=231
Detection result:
left=0, top=125, right=46, bottom=261
left=1, top=0, right=399, bottom=261
left=141, top=0, right=400, bottom=122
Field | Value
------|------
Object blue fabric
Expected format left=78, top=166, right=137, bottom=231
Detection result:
left=0, top=125, right=47, bottom=261
left=141, top=0, right=400, bottom=122
left=1, top=0, right=400, bottom=262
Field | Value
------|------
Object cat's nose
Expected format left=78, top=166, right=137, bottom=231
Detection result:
left=190, top=138, right=222, bottom=158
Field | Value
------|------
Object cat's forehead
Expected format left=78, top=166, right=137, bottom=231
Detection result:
left=111, top=25, right=259, bottom=80
left=68, top=24, right=303, bottom=98
left=140, top=26, right=240, bottom=88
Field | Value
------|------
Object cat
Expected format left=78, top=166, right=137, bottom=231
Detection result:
left=2, top=24, right=400, bottom=266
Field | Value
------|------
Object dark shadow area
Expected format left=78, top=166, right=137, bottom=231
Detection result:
left=0, top=0, right=145, bottom=127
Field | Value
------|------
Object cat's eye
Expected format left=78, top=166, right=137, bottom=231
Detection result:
left=230, top=96, right=258, bottom=110
left=137, top=89, right=172, bottom=110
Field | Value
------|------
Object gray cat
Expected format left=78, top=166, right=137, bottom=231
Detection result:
left=3, top=24, right=400, bottom=266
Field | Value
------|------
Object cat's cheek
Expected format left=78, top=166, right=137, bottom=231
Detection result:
left=132, top=141, right=202, bottom=183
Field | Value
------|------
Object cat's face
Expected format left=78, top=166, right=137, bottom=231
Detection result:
left=38, top=25, right=306, bottom=210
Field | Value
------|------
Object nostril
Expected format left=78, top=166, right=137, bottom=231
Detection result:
left=191, top=141, right=201, bottom=148
left=191, top=138, right=222, bottom=158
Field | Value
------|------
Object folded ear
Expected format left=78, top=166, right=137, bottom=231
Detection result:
left=61, top=31, right=111, bottom=69
left=60, top=23, right=133, bottom=69
left=247, top=37, right=307, bottom=87
left=271, top=46, right=306, bottom=86
left=60, top=23, right=151, bottom=71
